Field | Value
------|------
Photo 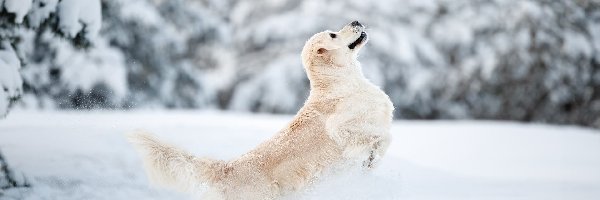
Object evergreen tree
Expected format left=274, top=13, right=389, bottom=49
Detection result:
left=3, top=0, right=599, bottom=128
left=0, top=0, right=102, bottom=193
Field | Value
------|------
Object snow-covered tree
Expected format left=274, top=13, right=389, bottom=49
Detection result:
left=224, top=0, right=600, bottom=127
left=99, top=0, right=234, bottom=109
left=1, top=0, right=107, bottom=113
left=0, top=0, right=103, bottom=192
left=0, top=41, right=21, bottom=118
left=3, top=0, right=599, bottom=128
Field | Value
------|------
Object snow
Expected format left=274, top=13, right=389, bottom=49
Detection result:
left=117, top=0, right=164, bottom=26
left=3, top=0, right=33, bottom=23
left=0, top=111, right=599, bottom=199
left=0, top=42, right=22, bottom=117
left=57, top=0, right=102, bottom=40
left=0, top=90, right=7, bottom=118
left=563, top=31, right=593, bottom=59
left=26, top=0, right=60, bottom=28
left=0, top=0, right=99, bottom=39
left=52, top=38, right=128, bottom=99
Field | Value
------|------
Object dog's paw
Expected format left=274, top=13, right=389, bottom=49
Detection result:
left=362, top=150, right=380, bottom=169
left=362, top=159, right=373, bottom=169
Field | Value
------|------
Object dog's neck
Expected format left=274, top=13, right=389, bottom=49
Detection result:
left=307, top=61, right=367, bottom=99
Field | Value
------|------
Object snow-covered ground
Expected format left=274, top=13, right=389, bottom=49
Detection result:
left=0, top=111, right=599, bottom=200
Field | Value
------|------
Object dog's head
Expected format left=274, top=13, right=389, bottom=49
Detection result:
left=301, top=21, right=368, bottom=72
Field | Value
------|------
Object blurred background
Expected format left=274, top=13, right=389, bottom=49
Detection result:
left=0, top=0, right=598, bottom=127
left=2, top=0, right=600, bottom=199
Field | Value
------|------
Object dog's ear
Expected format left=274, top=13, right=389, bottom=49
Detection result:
left=317, top=48, right=327, bottom=55
left=317, top=45, right=339, bottom=56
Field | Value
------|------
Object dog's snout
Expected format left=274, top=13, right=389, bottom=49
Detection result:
left=351, top=21, right=362, bottom=27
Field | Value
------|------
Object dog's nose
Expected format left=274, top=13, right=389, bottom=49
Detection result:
left=351, top=21, right=362, bottom=27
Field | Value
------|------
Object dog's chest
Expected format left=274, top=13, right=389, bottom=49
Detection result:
left=337, top=82, right=393, bottom=122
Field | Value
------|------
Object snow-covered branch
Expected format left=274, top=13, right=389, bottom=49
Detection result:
left=0, top=0, right=102, bottom=117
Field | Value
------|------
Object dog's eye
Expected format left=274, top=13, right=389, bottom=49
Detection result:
left=329, top=33, right=337, bottom=38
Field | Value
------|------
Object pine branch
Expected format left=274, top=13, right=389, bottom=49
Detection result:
left=0, top=11, right=92, bottom=49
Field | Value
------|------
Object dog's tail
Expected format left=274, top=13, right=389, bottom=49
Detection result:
left=127, top=131, right=227, bottom=192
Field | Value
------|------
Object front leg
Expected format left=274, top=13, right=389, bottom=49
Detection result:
left=338, top=130, right=379, bottom=159
left=334, top=127, right=390, bottom=169
left=363, top=134, right=390, bottom=169
left=326, top=114, right=391, bottom=168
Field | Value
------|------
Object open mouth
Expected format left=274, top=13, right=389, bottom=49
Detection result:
left=348, top=32, right=367, bottom=49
